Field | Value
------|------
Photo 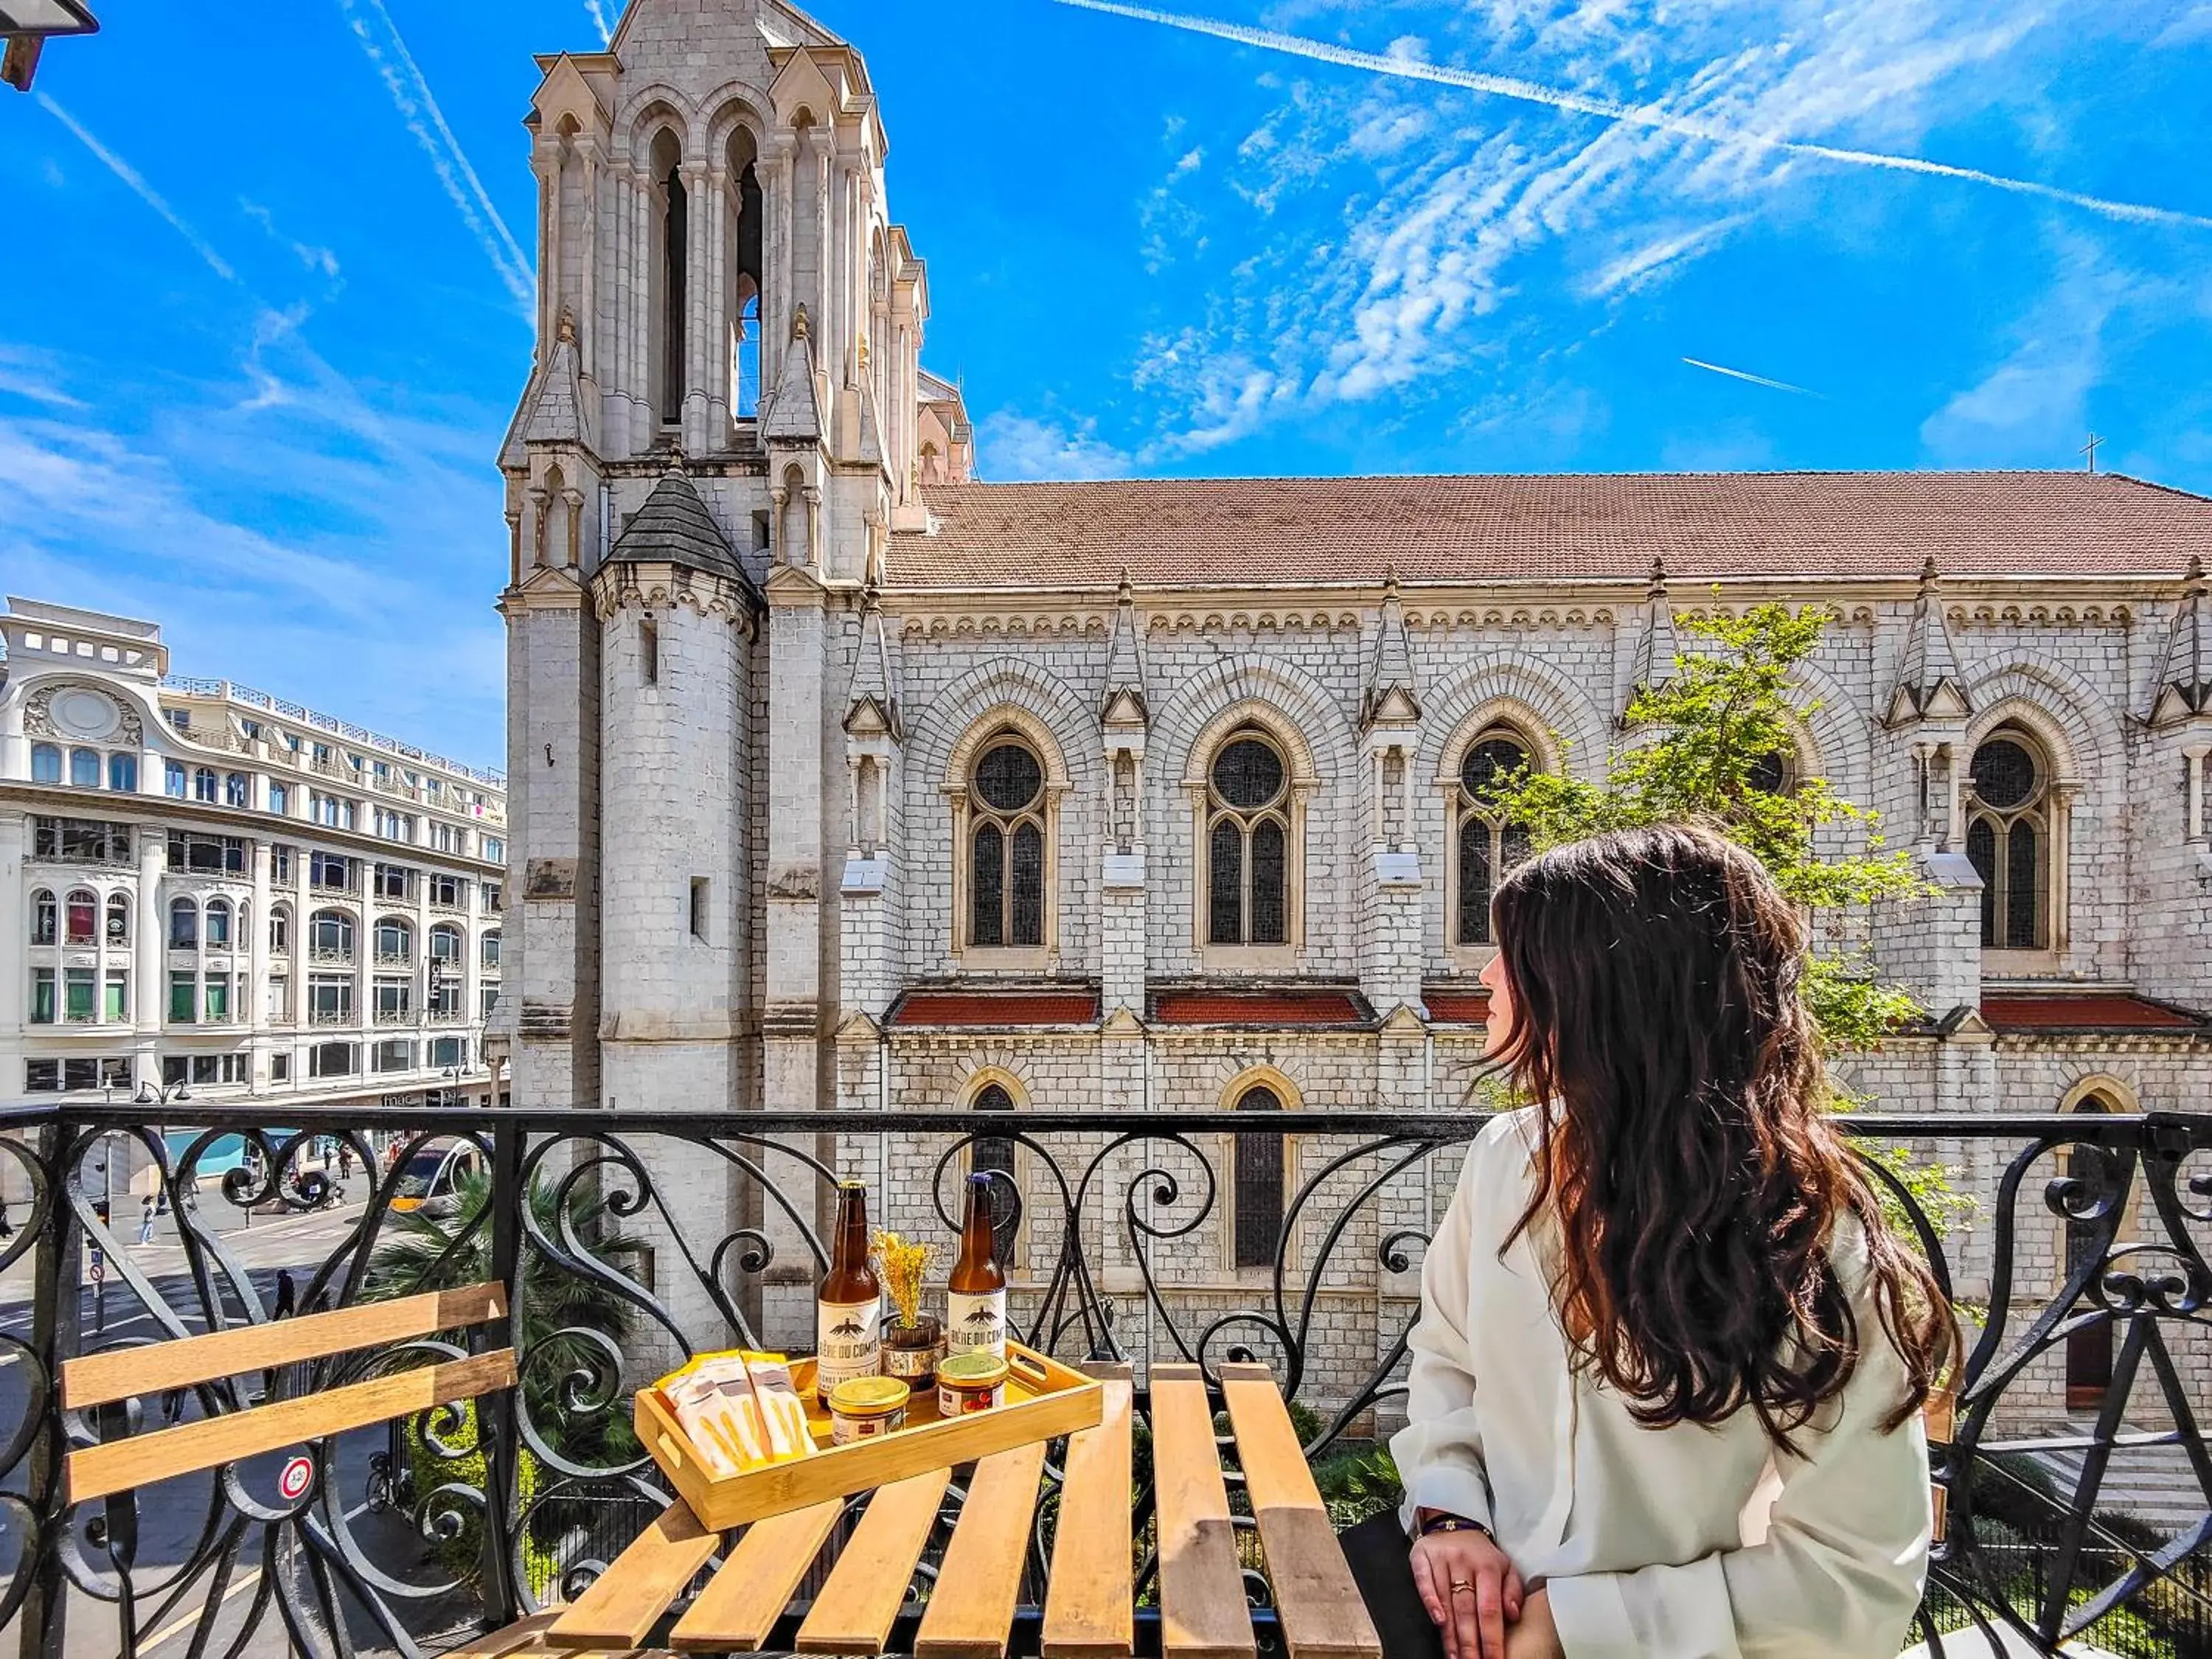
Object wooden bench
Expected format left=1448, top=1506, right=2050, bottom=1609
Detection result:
left=59, top=1281, right=599, bottom=1655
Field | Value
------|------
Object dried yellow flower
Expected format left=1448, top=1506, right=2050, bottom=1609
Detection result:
left=872, top=1229, right=936, bottom=1329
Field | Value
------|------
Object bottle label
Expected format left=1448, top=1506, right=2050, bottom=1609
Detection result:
left=945, top=1288, right=1007, bottom=1358
left=816, top=1295, right=882, bottom=1395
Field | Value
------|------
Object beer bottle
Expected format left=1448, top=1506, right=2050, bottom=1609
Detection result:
left=945, top=1171, right=1007, bottom=1359
left=816, top=1180, right=883, bottom=1403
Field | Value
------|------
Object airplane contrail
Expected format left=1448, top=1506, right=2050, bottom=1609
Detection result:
left=1051, top=0, right=2212, bottom=233
left=38, top=94, right=238, bottom=283
left=1681, top=357, right=1818, bottom=396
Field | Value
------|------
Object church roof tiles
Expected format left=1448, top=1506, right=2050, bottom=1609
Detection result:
left=892, top=470, right=2212, bottom=590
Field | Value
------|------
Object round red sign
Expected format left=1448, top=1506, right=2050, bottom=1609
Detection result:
left=278, top=1455, right=314, bottom=1501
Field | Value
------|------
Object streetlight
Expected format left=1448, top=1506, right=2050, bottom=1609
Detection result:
left=1, top=1, right=98, bottom=91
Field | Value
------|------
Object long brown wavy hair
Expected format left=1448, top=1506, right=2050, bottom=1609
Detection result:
left=1489, top=823, right=1954, bottom=1444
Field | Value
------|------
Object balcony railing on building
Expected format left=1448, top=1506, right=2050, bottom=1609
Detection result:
left=0, top=1101, right=2202, bottom=1659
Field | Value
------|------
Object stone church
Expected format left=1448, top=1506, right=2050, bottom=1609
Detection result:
left=495, top=0, right=2212, bottom=1413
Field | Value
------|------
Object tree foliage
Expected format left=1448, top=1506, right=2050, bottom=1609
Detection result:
left=1480, top=599, right=1928, bottom=1053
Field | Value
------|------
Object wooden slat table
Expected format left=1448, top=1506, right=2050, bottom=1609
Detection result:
left=539, top=1360, right=1378, bottom=1659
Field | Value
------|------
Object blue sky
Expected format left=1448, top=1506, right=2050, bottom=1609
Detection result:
left=4, top=0, right=2211, bottom=767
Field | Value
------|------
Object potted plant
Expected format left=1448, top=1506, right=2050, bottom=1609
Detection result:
left=874, top=1229, right=945, bottom=1382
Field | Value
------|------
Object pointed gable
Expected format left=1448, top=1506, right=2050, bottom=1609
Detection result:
left=762, top=305, right=824, bottom=445
left=2149, top=557, right=2212, bottom=726
left=844, top=588, right=900, bottom=740
left=1888, top=556, right=1973, bottom=726
left=1102, top=571, right=1148, bottom=729
left=1625, top=556, right=1679, bottom=716
left=500, top=310, right=594, bottom=468
left=1361, top=570, right=1421, bottom=728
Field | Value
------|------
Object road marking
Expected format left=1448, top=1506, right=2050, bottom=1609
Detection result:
left=141, top=1500, right=373, bottom=1652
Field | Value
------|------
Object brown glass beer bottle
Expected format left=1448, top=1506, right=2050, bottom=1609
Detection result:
left=816, top=1180, right=882, bottom=1402
left=945, top=1171, right=1007, bottom=1359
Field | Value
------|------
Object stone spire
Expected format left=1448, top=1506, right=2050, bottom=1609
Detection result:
left=606, top=460, right=749, bottom=588
left=1887, top=556, right=1972, bottom=726
left=498, top=305, right=594, bottom=467
left=1361, top=569, right=1421, bottom=728
left=844, top=583, right=900, bottom=740
left=1625, top=556, right=1678, bottom=716
left=1101, top=570, right=1148, bottom=730
left=762, top=305, right=824, bottom=445
left=2148, top=556, right=2212, bottom=725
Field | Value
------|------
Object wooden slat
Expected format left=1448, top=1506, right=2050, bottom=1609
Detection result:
left=1041, top=1365, right=1135, bottom=1659
left=914, top=1441, right=1048, bottom=1659
left=1219, top=1365, right=1381, bottom=1659
left=63, top=1349, right=516, bottom=1503
left=61, top=1283, right=507, bottom=1409
left=668, top=1500, right=844, bottom=1653
left=543, top=1500, right=719, bottom=1651
left=793, top=1467, right=950, bottom=1655
left=434, top=1609, right=560, bottom=1659
left=1150, top=1365, right=1256, bottom=1659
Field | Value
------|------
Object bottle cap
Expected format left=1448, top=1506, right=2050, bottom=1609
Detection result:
left=827, top=1376, right=911, bottom=1418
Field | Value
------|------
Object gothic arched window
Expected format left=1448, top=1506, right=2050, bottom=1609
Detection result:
left=653, top=128, right=687, bottom=429
left=968, top=739, right=1046, bottom=949
left=1455, top=730, right=1534, bottom=947
left=1207, top=730, right=1292, bottom=947
left=1232, top=1083, right=1286, bottom=1270
left=1966, top=726, right=2050, bottom=950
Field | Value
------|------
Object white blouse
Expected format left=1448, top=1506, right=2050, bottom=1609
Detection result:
left=1390, top=1110, right=1931, bottom=1659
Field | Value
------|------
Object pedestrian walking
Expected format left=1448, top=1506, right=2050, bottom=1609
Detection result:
left=136, top=1194, right=156, bottom=1245
left=0, top=1198, right=13, bottom=1240
left=338, top=1143, right=355, bottom=1181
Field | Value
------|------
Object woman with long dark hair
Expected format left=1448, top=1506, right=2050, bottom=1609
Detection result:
left=1351, top=824, right=1954, bottom=1659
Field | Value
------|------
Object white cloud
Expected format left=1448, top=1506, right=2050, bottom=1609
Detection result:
left=35, top=93, right=237, bottom=283
left=977, top=412, right=1135, bottom=479
left=240, top=198, right=343, bottom=283
left=1581, top=216, right=1746, bottom=297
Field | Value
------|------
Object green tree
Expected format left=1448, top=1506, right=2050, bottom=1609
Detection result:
left=1478, top=599, right=1970, bottom=1234
left=1481, top=599, right=1924, bottom=1050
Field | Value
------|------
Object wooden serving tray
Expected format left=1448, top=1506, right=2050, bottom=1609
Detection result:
left=636, top=1340, right=1102, bottom=1531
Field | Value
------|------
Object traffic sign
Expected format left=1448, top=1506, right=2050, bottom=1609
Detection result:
left=278, top=1455, right=315, bottom=1502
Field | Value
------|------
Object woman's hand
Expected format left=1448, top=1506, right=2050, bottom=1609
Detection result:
left=1503, top=1588, right=1561, bottom=1659
left=1408, top=1523, right=1523, bottom=1659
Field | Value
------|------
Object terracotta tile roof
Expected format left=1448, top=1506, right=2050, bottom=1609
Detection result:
left=1980, top=992, right=2208, bottom=1034
left=887, top=989, right=1099, bottom=1028
left=893, top=471, right=2212, bottom=590
left=1423, top=988, right=1494, bottom=1024
left=1150, top=988, right=1371, bottom=1027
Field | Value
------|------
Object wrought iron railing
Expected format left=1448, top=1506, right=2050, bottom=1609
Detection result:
left=0, top=1102, right=2203, bottom=1659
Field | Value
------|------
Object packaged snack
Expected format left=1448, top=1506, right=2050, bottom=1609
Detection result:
left=654, top=1350, right=818, bottom=1475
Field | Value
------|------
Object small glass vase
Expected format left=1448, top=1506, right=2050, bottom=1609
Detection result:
left=883, top=1314, right=946, bottom=1383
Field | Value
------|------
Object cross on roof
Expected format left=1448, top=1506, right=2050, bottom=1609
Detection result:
left=2081, top=431, right=2105, bottom=475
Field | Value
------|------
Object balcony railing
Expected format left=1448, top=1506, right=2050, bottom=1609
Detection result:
left=372, top=1006, right=414, bottom=1026
left=0, top=1102, right=2203, bottom=1659
left=305, top=1006, right=352, bottom=1026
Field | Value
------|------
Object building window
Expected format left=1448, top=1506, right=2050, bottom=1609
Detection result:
left=310, top=911, right=355, bottom=961
left=224, top=772, right=248, bottom=807
left=30, top=968, right=56, bottom=1024
left=483, top=838, right=504, bottom=865
left=375, top=808, right=416, bottom=842
left=1206, top=731, right=1292, bottom=947
left=268, top=781, right=289, bottom=815
left=192, top=767, right=218, bottom=803
left=1455, top=731, right=1534, bottom=947
left=105, top=970, right=128, bottom=1022
left=30, top=889, right=56, bottom=945
left=311, top=793, right=356, bottom=831
left=108, top=753, right=137, bottom=792
left=484, top=880, right=504, bottom=913
left=428, top=873, right=467, bottom=908
left=169, top=971, right=196, bottom=1024
left=429, top=923, right=463, bottom=964
left=641, top=616, right=659, bottom=685
left=481, top=931, right=501, bottom=969
left=167, top=709, right=190, bottom=734
left=65, top=888, right=97, bottom=946
left=373, top=862, right=411, bottom=900
left=970, top=1082, right=1020, bottom=1256
left=204, top=897, right=232, bottom=950
left=105, top=893, right=129, bottom=945
left=165, top=760, right=188, bottom=799
left=1966, top=726, right=2051, bottom=950
left=170, top=897, right=199, bottom=950
left=204, top=975, right=231, bottom=1023
left=70, top=747, right=101, bottom=787
left=267, top=976, right=290, bottom=1021
left=375, top=918, right=412, bottom=962
left=967, top=740, right=1046, bottom=949
left=654, top=129, right=686, bottom=426
left=308, top=976, right=353, bottom=1023
left=373, top=978, right=412, bottom=1023
left=65, top=967, right=95, bottom=1022
left=271, top=1051, right=291, bottom=1082
left=479, top=984, right=499, bottom=1022
left=309, top=1040, right=357, bottom=1079
left=273, top=844, right=294, bottom=883
left=310, top=851, right=355, bottom=892
left=372, top=1037, right=414, bottom=1073
left=32, top=742, right=63, bottom=784
left=1232, top=1084, right=1286, bottom=1270
left=168, top=831, right=245, bottom=874
left=271, top=906, right=291, bottom=953
left=35, top=817, right=131, bottom=863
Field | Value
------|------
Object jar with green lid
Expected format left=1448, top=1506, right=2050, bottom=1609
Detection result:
left=827, top=1375, right=910, bottom=1443
left=935, top=1349, right=1009, bottom=1416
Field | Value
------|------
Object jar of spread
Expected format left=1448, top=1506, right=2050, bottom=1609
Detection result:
left=936, top=1350, right=1009, bottom=1416
left=827, top=1376, right=910, bottom=1444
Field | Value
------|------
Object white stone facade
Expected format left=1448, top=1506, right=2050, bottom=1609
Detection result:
left=0, top=598, right=508, bottom=1143
left=501, top=0, right=2212, bottom=1420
